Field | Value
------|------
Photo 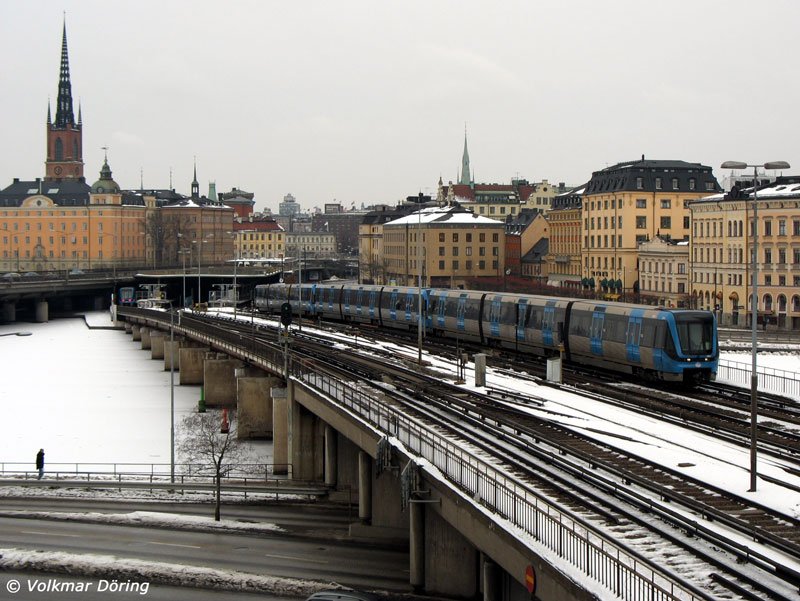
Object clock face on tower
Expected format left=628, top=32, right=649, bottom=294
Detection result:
left=54, top=166, right=62, bottom=175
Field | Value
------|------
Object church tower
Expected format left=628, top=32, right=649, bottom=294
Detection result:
left=459, top=129, right=472, bottom=186
left=45, top=20, right=84, bottom=182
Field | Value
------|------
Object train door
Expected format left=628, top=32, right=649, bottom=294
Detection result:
left=343, top=288, right=352, bottom=317
left=626, top=310, right=644, bottom=362
left=369, top=290, right=378, bottom=320
left=489, top=295, right=503, bottom=338
left=404, top=291, right=414, bottom=323
left=389, top=289, right=399, bottom=321
left=309, top=285, right=317, bottom=315
left=516, top=299, right=528, bottom=344
left=542, top=302, right=556, bottom=346
left=590, top=306, right=606, bottom=355
left=457, top=294, right=467, bottom=332
left=356, top=288, right=364, bottom=317
left=436, top=291, right=447, bottom=328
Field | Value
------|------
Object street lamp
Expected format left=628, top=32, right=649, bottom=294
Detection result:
left=417, top=194, right=424, bottom=365
left=720, top=159, right=790, bottom=492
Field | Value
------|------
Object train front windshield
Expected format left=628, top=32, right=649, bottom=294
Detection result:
left=674, top=312, right=716, bottom=356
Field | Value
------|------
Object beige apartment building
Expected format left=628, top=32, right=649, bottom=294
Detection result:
left=382, top=206, right=505, bottom=288
left=285, top=231, right=337, bottom=258
left=637, top=236, right=690, bottom=308
left=544, top=186, right=584, bottom=290
left=233, top=217, right=284, bottom=260
left=358, top=205, right=419, bottom=284
left=688, top=177, right=800, bottom=329
left=581, top=159, right=720, bottom=299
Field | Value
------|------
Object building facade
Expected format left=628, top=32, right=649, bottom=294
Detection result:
left=544, top=186, right=584, bottom=290
left=382, top=206, right=506, bottom=288
left=688, top=177, right=800, bottom=329
left=637, top=236, right=690, bottom=308
left=285, top=231, right=337, bottom=258
left=233, top=216, right=284, bottom=260
left=581, top=158, right=720, bottom=300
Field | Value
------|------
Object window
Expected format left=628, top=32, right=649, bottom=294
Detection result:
left=683, top=216, right=690, bottom=229
left=479, top=260, right=485, bottom=270
left=794, top=221, right=800, bottom=236
left=779, top=248, right=786, bottom=264
left=765, top=275, right=772, bottom=286
left=452, top=260, right=459, bottom=269
left=466, top=247, right=472, bottom=256
left=660, top=216, right=671, bottom=229
left=794, top=249, right=800, bottom=264
left=438, top=247, right=445, bottom=256
left=452, top=247, right=459, bottom=257
left=438, top=260, right=445, bottom=270
left=779, top=275, right=786, bottom=286
left=438, top=233, right=444, bottom=242
left=636, top=177, right=643, bottom=190
left=466, top=233, right=472, bottom=243
left=492, top=233, right=499, bottom=242
left=479, top=247, right=486, bottom=256
left=678, top=263, right=686, bottom=274
left=764, top=221, right=772, bottom=236
left=704, top=181, right=715, bottom=191
left=671, top=178, right=678, bottom=190
left=636, top=198, right=646, bottom=209
left=689, top=178, right=696, bottom=190
left=660, top=199, right=671, bottom=209
left=636, top=216, right=647, bottom=229
left=765, top=248, right=772, bottom=264
left=452, top=233, right=459, bottom=242
left=779, top=220, right=786, bottom=236
left=479, top=233, right=485, bottom=243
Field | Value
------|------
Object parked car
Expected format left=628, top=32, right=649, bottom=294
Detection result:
left=2, top=272, right=20, bottom=280
left=22, top=271, right=40, bottom=278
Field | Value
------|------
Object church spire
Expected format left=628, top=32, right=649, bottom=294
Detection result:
left=54, top=18, right=75, bottom=128
left=459, top=126, right=471, bottom=186
left=191, top=157, right=200, bottom=199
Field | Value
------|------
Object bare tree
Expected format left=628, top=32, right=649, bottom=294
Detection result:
left=177, top=410, right=251, bottom=521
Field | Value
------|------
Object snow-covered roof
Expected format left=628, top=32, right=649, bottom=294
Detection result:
left=385, top=206, right=501, bottom=227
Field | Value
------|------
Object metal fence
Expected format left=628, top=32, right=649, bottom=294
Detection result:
left=717, top=358, right=800, bottom=399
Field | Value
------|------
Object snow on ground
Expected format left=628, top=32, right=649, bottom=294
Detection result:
left=3, top=309, right=800, bottom=596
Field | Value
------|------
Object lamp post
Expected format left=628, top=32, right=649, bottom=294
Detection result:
left=720, top=160, right=790, bottom=492
left=169, top=303, right=175, bottom=483
left=417, top=195, right=424, bottom=365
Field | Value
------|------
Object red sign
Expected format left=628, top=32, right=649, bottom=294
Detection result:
left=525, top=564, right=536, bottom=594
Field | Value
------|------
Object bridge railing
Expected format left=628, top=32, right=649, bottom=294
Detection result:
left=292, top=361, right=704, bottom=601
left=717, top=358, right=800, bottom=399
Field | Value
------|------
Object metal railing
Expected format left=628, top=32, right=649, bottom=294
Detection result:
left=717, top=358, right=800, bottom=399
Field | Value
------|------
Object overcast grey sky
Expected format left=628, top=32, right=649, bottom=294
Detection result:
left=1, top=0, right=798, bottom=214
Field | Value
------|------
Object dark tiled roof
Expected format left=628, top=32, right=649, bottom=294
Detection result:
left=585, top=159, right=721, bottom=195
left=0, top=178, right=90, bottom=207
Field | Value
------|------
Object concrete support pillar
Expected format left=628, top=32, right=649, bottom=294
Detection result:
left=482, top=555, right=499, bottom=601
left=424, top=507, right=478, bottom=597
left=2, top=302, right=15, bottom=323
left=164, top=339, right=180, bottom=372
left=358, top=451, right=372, bottom=524
left=203, top=354, right=243, bottom=406
left=93, top=296, right=105, bottom=311
left=409, top=500, right=425, bottom=591
left=34, top=300, right=48, bottom=323
left=271, top=385, right=288, bottom=475
left=124, top=322, right=132, bottom=334
left=474, top=353, right=486, bottom=387
left=150, top=331, right=165, bottom=359
left=289, top=384, right=317, bottom=481
left=324, top=424, right=337, bottom=487
left=178, top=347, right=209, bottom=383
left=237, top=374, right=280, bottom=439
left=131, top=325, right=141, bottom=341
left=140, top=327, right=152, bottom=350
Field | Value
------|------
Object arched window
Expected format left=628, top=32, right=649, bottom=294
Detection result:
left=72, top=139, right=79, bottom=160
left=54, top=138, right=63, bottom=161
left=764, top=294, right=773, bottom=312
left=792, top=295, right=800, bottom=312
left=778, top=294, right=787, bottom=312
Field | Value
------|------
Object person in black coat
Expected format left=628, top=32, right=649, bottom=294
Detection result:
left=36, top=449, right=44, bottom=480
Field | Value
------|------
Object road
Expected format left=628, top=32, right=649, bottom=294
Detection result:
left=0, top=499, right=410, bottom=598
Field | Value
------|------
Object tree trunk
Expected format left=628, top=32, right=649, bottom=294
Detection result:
left=215, top=466, right=221, bottom=521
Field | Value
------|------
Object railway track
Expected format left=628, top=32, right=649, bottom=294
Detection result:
left=135, top=309, right=800, bottom=599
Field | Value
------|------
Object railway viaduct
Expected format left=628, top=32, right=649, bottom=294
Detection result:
left=117, top=306, right=681, bottom=601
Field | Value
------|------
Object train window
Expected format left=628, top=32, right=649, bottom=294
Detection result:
left=604, top=315, right=626, bottom=343
left=571, top=312, right=590, bottom=336
left=640, top=319, right=656, bottom=347
left=675, top=313, right=714, bottom=355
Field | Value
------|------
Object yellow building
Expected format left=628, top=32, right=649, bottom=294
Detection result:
left=688, top=177, right=800, bottom=329
left=544, top=185, right=584, bottom=290
left=383, top=206, right=506, bottom=288
left=581, top=159, right=720, bottom=299
left=233, top=217, right=285, bottom=261
left=637, top=236, right=690, bottom=308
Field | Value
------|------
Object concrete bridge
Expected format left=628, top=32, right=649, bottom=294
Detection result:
left=118, top=307, right=692, bottom=601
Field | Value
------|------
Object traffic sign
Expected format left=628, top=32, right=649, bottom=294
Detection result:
left=525, top=564, right=536, bottom=594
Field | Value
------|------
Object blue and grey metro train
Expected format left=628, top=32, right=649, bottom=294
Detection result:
left=254, top=283, right=718, bottom=383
